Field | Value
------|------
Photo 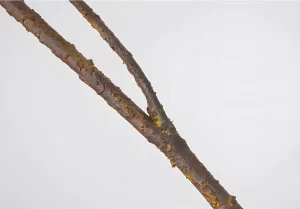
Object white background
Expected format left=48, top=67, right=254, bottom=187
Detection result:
left=1, top=2, right=300, bottom=209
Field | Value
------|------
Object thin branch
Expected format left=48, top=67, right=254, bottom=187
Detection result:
left=1, top=1, right=243, bottom=209
left=69, top=0, right=176, bottom=134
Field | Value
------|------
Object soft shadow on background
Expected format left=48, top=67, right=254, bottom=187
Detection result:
left=1, top=2, right=299, bottom=209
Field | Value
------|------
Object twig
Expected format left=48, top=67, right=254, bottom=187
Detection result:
left=0, top=0, right=162, bottom=147
left=69, top=0, right=176, bottom=135
left=0, top=1, right=243, bottom=209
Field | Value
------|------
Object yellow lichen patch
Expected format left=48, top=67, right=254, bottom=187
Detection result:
left=228, top=196, right=234, bottom=207
left=199, top=183, right=219, bottom=209
left=170, top=160, right=176, bottom=167
left=186, top=174, right=193, bottom=182
left=154, top=120, right=161, bottom=127
left=161, top=130, right=171, bottom=136
left=152, top=115, right=162, bottom=127
left=215, top=201, right=220, bottom=208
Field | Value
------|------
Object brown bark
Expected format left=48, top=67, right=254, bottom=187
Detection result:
left=69, top=0, right=176, bottom=135
left=0, top=1, right=243, bottom=209
left=0, top=0, right=162, bottom=147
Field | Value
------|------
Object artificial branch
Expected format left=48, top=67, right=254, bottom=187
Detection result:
left=0, top=1, right=243, bottom=209
left=69, top=0, right=176, bottom=135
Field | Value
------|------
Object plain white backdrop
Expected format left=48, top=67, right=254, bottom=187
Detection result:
left=1, top=1, right=300, bottom=209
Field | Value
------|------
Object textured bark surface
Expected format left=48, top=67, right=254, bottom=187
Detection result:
left=0, top=1, right=243, bottom=209
left=0, top=0, right=162, bottom=148
left=69, top=0, right=176, bottom=136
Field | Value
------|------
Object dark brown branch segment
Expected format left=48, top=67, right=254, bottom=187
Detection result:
left=0, top=1, right=243, bottom=209
left=69, top=0, right=176, bottom=134
left=161, top=134, right=242, bottom=209
left=0, top=0, right=162, bottom=148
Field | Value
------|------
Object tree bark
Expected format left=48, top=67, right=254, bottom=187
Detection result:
left=69, top=0, right=175, bottom=134
left=0, top=1, right=243, bottom=209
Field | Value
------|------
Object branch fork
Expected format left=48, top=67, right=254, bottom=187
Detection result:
left=0, top=1, right=243, bottom=208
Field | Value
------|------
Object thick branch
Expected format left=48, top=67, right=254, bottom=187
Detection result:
left=69, top=0, right=176, bottom=134
left=1, top=1, right=243, bottom=209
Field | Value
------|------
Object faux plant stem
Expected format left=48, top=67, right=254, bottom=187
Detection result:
left=69, top=0, right=176, bottom=134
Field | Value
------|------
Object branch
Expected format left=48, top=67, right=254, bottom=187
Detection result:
left=0, top=1, right=243, bottom=209
left=69, top=0, right=176, bottom=134
left=0, top=0, right=162, bottom=147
